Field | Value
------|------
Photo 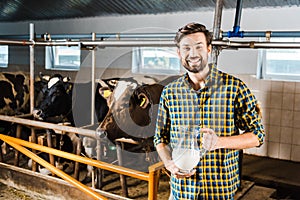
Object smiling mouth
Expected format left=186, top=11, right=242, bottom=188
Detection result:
left=188, top=59, right=201, bottom=65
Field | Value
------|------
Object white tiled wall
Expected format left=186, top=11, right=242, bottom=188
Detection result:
left=236, top=75, right=300, bottom=162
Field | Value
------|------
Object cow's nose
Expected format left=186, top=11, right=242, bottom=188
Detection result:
left=95, top=126, right=107, bottom=139
left=32, top=109, right=44, bottom=120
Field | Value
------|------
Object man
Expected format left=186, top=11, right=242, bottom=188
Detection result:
left=154, top=22, right=265, bottom=199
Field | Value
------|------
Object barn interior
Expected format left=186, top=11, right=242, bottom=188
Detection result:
left=1, top=0, right=300, bottom=199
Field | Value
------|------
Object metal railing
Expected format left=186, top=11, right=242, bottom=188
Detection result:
left=0, top=114, right=164, bottom=200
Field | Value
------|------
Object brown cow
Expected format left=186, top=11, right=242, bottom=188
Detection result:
left=97, top=75, right=179, bottom=170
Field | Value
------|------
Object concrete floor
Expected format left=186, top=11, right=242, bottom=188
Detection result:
left=241, top=154, right=300, bottom=199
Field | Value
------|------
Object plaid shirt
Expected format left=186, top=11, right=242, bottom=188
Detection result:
left=154, top=64, right=265, bottom=200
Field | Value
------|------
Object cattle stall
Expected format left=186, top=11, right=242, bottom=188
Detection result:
left=0, top=115, right=165, bottom=200
left=0, top=23, right=174, bottom=199
left=1, top=0, right=300, bottom=199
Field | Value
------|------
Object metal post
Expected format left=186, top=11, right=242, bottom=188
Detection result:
left=29, top=23, right=35, bottom=113
left=91, top=33, right=96, bottom=124
left=211, top=0, right=224, bottom=65
left=233, top=0, right=243, bottom=33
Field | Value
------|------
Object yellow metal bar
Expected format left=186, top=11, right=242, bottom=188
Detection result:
left=2, top=137, right=107, bottom=200
left=148, top=162, right=165, bottom=200
left=0, top=134, right=149, bottom=181
left=148, top=161, right=164, bottom=172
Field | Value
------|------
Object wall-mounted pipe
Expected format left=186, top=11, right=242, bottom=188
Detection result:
left=223, top=31, right=300, bottom=38
left=212, top=40, right=300, bottom=48
left=0, top=33, right=176, bottom=40
left=3, top=31, right=300, bottom=41
left=0, top=39, right=175, bottom=47
left=2, top=38, right=300, bottom=49
left=227, top=0, right=243, bottom=38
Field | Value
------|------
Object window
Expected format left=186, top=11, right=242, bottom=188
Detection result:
left=258, top=38, right=300, bottom=81
left=132, top=47, right=181, bottom=75
left=0, top=45, right=8, bottom=68
left=45, top=46, right=80, bottom=70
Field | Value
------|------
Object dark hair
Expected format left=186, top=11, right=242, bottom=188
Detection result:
left=174, top=22, right=212, bottom=47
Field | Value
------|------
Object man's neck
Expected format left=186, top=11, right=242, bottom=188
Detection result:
left=188, top=64, right=210, bottom=90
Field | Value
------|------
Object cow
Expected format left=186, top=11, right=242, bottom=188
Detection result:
left=97, top=75, right=179, bottom=171
left=33, top=74, right=119, bottom=126
left=32, top=73, right=119, bottom=182
left=0, top=72, right=30, bottom=116
left=0, top=72, right=31, bottom=160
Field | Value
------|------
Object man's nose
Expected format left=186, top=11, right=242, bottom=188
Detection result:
left=189, top=47, right=198, bottom=57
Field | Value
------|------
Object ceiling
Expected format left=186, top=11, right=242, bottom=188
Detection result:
left=0, top=0, right=300, bottom=22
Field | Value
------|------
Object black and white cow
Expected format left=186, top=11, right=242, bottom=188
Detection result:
left=33, top=74, right=119, bottom=126
left=32, top=74, right=119, bottom=179
left=0, top=72, right=30, bottom=116
left=0, top=72, right=31, bottom=158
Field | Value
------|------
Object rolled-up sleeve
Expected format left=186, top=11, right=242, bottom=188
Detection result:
left=154, top=89, right=171, bottom=146
left=235, top=81, right=265, bottom=146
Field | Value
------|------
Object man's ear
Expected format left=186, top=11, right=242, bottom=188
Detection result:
left=207, top=44, right=212, bottom=53
left=177, top=48, right=181, bottom=57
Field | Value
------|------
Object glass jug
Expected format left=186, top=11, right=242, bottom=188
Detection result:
left=172, top=126, right=206, bottom=174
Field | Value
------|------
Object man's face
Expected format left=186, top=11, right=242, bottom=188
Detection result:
left=177, top=32, right=211, bottom=73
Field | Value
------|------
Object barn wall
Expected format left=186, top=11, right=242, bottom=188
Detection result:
left=1, top=6, right=300, bottom=161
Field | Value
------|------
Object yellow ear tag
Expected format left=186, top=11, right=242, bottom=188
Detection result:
left=103, top=90, right=112, bottom=98
left=140, top=97, right=146, bottom=107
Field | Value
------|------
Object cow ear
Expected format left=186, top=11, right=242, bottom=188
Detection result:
left=99, top=87, right=113, bottom=98
left=63, top=76, right=71, bottom=82
left=40, top=74, right=50, bottom=82
left=99, top=87, right=113, bottom=106
left=138, top=93, right=149, bottom=109
left=99, top=87, right=112, bottom=98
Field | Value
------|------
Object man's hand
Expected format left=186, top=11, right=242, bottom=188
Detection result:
left=201, top=128, right=219, bottom=151
left=156, top=143, right=195, bottom=178
left=164, top=159, right=195, bottom=178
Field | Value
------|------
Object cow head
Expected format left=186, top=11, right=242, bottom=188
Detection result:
left=98, top=78, right=164, bottom=146
left=95, top=78, right=120, bottom=123
left=33, top=74, right=73, bottom=124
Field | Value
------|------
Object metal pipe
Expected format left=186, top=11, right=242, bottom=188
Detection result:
left=0, top=33, right=175, bottom=40
left=0, top=115, right=97, bottom=138
left=0, top=39, right=175, bottom=47
left=29, top=23, right=35, bottom=113
left=2, top=30, right=300, bottom=43
left=211, top=0, right=224, bottom=65
left=232, top=0, right=243, bottom=34
left=3, top=34, right=300, bottom=49
left=91, top=32, right=96, bottom=124
left=212, top=40, right=300, bottom=48
left=0, top=134, right=150, bottom=181
left=2, top=138, right=107, bottom=200
left=222, top=31, right=300, bottom=38
left=38, top=40, right=175, bottom=47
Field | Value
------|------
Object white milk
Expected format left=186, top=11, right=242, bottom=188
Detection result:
left=172, top=148, right=200, bottom=172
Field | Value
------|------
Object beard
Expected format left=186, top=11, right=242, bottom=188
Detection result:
left=181, top=57, right=208, bottom=73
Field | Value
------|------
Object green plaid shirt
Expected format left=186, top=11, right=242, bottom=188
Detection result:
left=154, top=64, right=265, bottom=200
